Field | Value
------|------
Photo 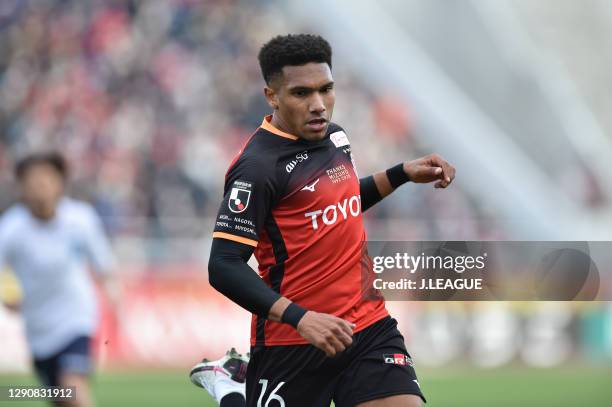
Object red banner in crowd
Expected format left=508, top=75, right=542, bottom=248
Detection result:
left=95, top=266, right=251, bottom=368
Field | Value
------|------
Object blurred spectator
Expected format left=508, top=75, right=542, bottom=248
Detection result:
left=0, top=0, right=489, bottom=259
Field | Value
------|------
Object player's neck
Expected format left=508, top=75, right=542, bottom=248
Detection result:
left=269, top=113, right=298, bottom=138
left=25, top=200, right=60, bottom=222
left=31, top=210, right=56, bottom=222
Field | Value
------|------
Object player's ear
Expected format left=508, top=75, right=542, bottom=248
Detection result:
left=264, top=86, right=279, bottom=110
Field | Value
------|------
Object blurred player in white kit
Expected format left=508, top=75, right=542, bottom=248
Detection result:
left=0, top=152, right=117, bottom=407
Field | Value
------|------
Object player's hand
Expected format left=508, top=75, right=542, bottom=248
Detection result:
left=403, top=154, right=455, bottom=188
left=296, top=311, right=355, bottom=357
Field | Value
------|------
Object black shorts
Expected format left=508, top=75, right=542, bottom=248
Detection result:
left=246, top=316, right=425, bottom=407
left=33, top=336, right=92, bottom=387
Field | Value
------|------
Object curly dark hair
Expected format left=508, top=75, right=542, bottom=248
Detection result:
left=15, top=152, right=68, bottom=181
left=258, top=34, right=332, bottom=85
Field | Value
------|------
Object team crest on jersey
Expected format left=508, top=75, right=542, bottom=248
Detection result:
left=228, top=181, right=251, bottom=213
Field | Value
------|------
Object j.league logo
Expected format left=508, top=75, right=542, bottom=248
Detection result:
left=228, top=187, right=251, bottom=213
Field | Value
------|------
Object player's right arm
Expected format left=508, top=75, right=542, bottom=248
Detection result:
left=208, top=237, right=281, bottom=317
left=208, top=240, right=354, bottom=357
left=209, top=153, right=354, bottom=356
left=0, top=213, right=21, bottom=312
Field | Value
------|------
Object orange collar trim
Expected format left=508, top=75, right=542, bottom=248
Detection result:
left=260, top=115, right=299, bottom=140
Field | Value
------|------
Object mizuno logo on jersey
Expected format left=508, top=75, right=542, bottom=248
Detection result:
left=301, top=178, right=320, bottom=192
left=304, top=195, right=361, bottom=230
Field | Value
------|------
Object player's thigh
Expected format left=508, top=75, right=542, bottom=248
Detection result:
left=333, top=318, right=425, bottom=407
left=57, top=336, right=94, bottom=407
left=33, top=355, right=60, bottom=387
left=356, top=394, right=423, bottom=407
left=245, top=344, right=338, bottom=407
left=57, top=336, right=93, bottom=378
left=33, top=336, right=91, bottom=387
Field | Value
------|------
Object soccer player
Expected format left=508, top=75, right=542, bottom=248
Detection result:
left=198, top=34, right=455, bottom=407
left=0, top=153, right=117, bottom=407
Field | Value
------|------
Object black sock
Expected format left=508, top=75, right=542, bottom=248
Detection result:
left=220, top=392, right=246, bottom=407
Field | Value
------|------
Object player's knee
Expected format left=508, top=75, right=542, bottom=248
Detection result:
left=396, top=395, right=422, bottom=407
left=406, top=396, right=423, bottom=407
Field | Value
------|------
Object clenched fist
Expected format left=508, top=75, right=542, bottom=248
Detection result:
left=403, top=154, right=455, bottom=188
left=297, top=311, right=355, bottom=357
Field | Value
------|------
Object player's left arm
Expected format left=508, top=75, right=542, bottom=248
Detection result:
left=360, top=153, right=456, bottom=211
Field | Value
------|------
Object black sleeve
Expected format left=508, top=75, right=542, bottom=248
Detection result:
left=359, top=175, right=383, bottom=212
left=210, top=152, right=283, bottom=317
left=213, top=154, right=278, bottom=246
left=208, top=238, right=281, bottom=317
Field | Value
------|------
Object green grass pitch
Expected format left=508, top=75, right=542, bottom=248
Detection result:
left=1, top=366, right=611, bottom=406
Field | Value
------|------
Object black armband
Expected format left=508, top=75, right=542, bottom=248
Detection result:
left=386, top=163, right=410, bottom=189
left=359, top=175, right=383, bottom=212
left=281, top=302, right=308, bottom=328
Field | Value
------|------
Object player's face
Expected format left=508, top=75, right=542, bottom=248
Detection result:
left=267, top=62, right=335, bottom=141
left=20, top=164, right=64, bottom=220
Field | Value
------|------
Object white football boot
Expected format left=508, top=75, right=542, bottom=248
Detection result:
left=189, top=347, right=249, bottom=403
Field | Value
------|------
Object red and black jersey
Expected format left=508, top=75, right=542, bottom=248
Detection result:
left=213, top=115, right=388, bottom=346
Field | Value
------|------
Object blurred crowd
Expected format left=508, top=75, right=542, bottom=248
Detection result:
left=0, top=0, right=498, bottom=247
